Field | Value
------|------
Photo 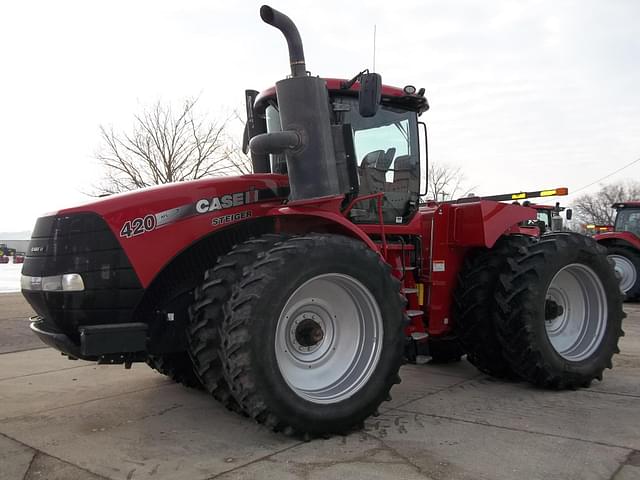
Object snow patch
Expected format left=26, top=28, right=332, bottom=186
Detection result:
left=0, top=263, right=23, bottom=293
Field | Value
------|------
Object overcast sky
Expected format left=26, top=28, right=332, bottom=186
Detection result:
left=1, top=0, right=639, bottom=232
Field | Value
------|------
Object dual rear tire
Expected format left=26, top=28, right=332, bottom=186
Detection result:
left=456, top=233, right=625, bottom=388
left=146, top=352, right=202, bottom=389
left=454, top=235, right=531, bottom=378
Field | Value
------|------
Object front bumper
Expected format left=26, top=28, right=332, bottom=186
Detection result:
left=30, top=316, right=148, bottom=362
left=30, top=316, right=85, bottom=359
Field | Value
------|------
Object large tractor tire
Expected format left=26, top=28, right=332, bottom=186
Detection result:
left=606, top=245, right=640, bottom=301
left=454, top=235, right=531, bottom=378
left=494, top=233, right=625, bottom=389
left=219, top=234, right=406, bottom=436
left=146, top=353, right=202, bottom=389
left=187, top=234, right=287, bottom=411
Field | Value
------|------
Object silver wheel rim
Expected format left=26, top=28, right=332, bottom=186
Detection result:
left=608, top=254, right=637, bottom=293
left=275, top=273, right=383, bottom=404
left=545, top=263, right=607, bottom=361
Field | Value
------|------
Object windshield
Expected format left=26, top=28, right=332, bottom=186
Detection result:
left=339, top=97, right=419, bottom=188
left=614, top=208, right=640, bottom=237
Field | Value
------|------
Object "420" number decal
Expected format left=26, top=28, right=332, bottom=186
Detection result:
left=120, top=215, right=157, bottom=238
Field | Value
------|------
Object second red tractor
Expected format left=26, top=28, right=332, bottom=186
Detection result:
left=595, top=202, right=640, bottom=300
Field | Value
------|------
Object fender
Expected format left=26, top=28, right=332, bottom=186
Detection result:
left=594, top=231, right=640, bottom=250
left=427, top=200, right=537, bottom=336
left=267, top=197, right=379, bottom=252
left=443, top=200, right=537, bottom=248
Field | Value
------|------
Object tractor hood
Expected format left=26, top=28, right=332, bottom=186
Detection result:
left=30, top=174, right=290, bottom=288
left=52, top=174, right=289, bottom=221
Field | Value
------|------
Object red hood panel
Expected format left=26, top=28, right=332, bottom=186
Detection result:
left=51, top=174, right=289, bottom=287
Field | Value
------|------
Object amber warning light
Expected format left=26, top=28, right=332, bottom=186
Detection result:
left=540, top=187, right=569, bottom=197
left=468, top=187, right=570, bottom=203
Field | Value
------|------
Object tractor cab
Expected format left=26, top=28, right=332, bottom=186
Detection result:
left=531, top=205, right=553, bottom=231
left=524, top=201, right=571, bottom=232
left=247, top=78, right=428, bottom=224
left=612, top=202, right=640, bottom=238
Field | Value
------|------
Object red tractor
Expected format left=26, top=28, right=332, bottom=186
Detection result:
left=595, top=201, right=640, bottom=300
left=21, top=6, right=624, bottom=437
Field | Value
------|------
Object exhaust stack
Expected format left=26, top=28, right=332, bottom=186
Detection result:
left=249, top=5, right=342, bottom=202
left=259, top=6, right=306, bottom=78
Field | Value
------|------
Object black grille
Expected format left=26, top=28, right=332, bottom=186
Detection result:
left=22, top=213, right=143, bottom=340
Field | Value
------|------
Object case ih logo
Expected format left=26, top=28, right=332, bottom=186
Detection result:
left=196, top=188, right=259, bottom=214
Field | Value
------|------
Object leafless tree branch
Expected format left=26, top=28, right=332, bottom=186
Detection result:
left=94, top=100, right=251, bottom=195
left=572, top=181, right=640, bottom=225
left=424, top=163, right=475, bottom=201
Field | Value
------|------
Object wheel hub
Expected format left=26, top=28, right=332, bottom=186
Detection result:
left=545, top=299, right=565, bottom=321
left=291, top=314, right=325, bottom=353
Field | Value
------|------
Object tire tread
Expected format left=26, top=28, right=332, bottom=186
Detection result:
left=494, top=233, right=625, bottom=389
left=186, top=234, right=287, bottom=411
left=219, top=233, right=406, bottom=437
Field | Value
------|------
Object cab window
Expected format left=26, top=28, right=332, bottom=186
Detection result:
left=615, top=209, right=640, bottom=236
left=537, top=210, right=551, bottom=229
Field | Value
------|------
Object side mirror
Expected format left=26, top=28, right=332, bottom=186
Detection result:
left=359, top=73, right=382, bottom=117
left=566, top=208, right=573, bottom=220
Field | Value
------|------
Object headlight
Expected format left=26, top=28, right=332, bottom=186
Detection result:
left=21, top=274, right=85, bottom=292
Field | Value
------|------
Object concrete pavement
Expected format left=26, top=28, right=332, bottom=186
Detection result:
left=0, top=292, right=638, bottom=480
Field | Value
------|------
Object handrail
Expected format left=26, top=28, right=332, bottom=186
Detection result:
left=342, top=192, right=387, bottom=257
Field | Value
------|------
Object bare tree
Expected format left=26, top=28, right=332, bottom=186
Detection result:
left=573, top=181, right=640, bottom=225
left=223, top=110, right=253, bottom=176
left=425, top=163, right=474, bottom=201
left=95, top=99, right=251, bottom=194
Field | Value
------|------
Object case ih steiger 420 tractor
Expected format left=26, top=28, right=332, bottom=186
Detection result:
left=21, top=6, right=624, bottom=437
left=595, top=202, right=640, bottom=300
